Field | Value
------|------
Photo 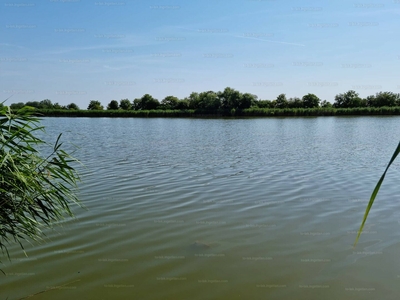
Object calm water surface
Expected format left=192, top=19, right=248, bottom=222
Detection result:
left=2, top=117, right=400, bottom=300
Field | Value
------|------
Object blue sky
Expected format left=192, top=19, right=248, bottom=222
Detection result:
left=1, top=0, right=399, bottom=108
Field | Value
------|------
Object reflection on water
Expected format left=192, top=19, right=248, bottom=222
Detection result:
left=2, top=117, right=400, bottom=300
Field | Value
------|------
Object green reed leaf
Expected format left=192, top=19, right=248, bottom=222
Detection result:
left=354, top=141, right=400, bottom=246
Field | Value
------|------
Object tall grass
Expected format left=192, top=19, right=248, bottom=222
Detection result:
left=0, top=106, right=81, bottom=265
left=35, top=106, right=400, bottom=118
left=36, top=109, right=197, bottom=118
left=354, top=141, right=400, bottom=246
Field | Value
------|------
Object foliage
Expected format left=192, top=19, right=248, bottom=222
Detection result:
left=22, top=100, right=54, bottom=110
left=132, top=98, right=141, bottom=110
left=367, top=92, right=400, bottom=107
left=53, top=102, right=63, bottom=110
left=198, top=91, right=220, bottom=110
left=161, top=96, right=180, bottom=110
left=320, top=100, right=333, bottom=108
left=119, top=99, right=132, bottom=110
left=302, top=93, right=320, bottom=108
left=354, top=141, right=400, bottom=246
left=107, top=100, right=119, bottom=110
left=24, top=101, right=41, bottom=108
left=133, top=94, right=160, bottom=110
left=287, top=97, right=303, bottom=108
left=175, top=99, right=190, bottom=110
left=0, top=106, right=81, bottom=261
left=39, top=99, right=53, bottom=109
left=257, top=100, right=275, bottom=109
left=240, top=93, right=257, bottom=109
left=186, top=92, right=200, bottom=109
left=10, top=102, right=25, bottom=110
left=8, top=88, right=400, bottom=113
left=218, top=87, right=241, bottom=109
left=87, top=100, right=103, bottom=110
left=67, top=103, right=79, bottom=110
left=333, top=90, right=362, bottom=108
left=275, top=94, right=288, bottom=109
left=31, top=106, right=400, bottom=118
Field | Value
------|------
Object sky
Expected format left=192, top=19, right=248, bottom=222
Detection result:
left=1, top=0, right=399, bottom=108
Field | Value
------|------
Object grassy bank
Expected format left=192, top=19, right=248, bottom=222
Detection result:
left=35, top=106, right=400, bottom=118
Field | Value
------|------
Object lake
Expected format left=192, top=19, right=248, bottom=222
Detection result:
left=2, top=116, right=400, bottom=300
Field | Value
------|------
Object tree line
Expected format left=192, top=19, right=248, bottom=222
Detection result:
left=7, top=88, right=400, bottom=111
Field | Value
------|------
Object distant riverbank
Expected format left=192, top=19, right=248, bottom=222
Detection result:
left=35, top=106, right=400, bottom=118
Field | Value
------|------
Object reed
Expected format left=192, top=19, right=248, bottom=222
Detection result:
left=34, top=106, right=400, bottom=118
left=354, top=141, right=400, bottom=246
left=0, top=106, right=81, bottom=265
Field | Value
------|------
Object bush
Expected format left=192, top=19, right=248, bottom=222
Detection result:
left=0, top=106, right=81, bottom=263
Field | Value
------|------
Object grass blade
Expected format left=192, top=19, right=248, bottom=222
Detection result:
left=354, top=141, right=400, bottom=247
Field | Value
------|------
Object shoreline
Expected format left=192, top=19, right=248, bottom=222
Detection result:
left=34, top=107, right=400, bottom=118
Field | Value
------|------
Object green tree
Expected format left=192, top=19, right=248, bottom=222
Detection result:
left=53, top=102, right=63, bottom=109
left=239, top=93, right=257, bottom=109
left=275, top=94, right=288, bottom=109
left=67, top=103, right=79, bottom=110
left=119, top=99, right=132, bottom=110
left=256, top=100, right=274, bottom=109
left=87, top=100, right=103, bottom=110
left=161, top=96, right=179, bottom=110
left=186, top=92, right=200, bottom=109
left=198, top=91, right=220, bottom=110
left=302, top=93, right=320, bottom=108
left=320, top=100, right=333, bottom=108
left=39, top=99, right=53, bottom=109
left=176, top=99, right=189, bottom=110
left=333, top=90, right=362, bottom=108
left=132, top=98, right=141, bottom=110
left=287, top=97, right=303, bottom=108
left=107, top=100, right=119, bottom=110
left=134, top=94, right=159, bottom=110
left=25, top=101, right=40, bottom=109
left=218, top=87, right=241, bottom=109
left=10, top=102, right=25, bottom=110
left=373, top=92, right=400, bottom=107
left=0, top=106, right=80, bottom=261
left=365, top=95, right=376, bottom=107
